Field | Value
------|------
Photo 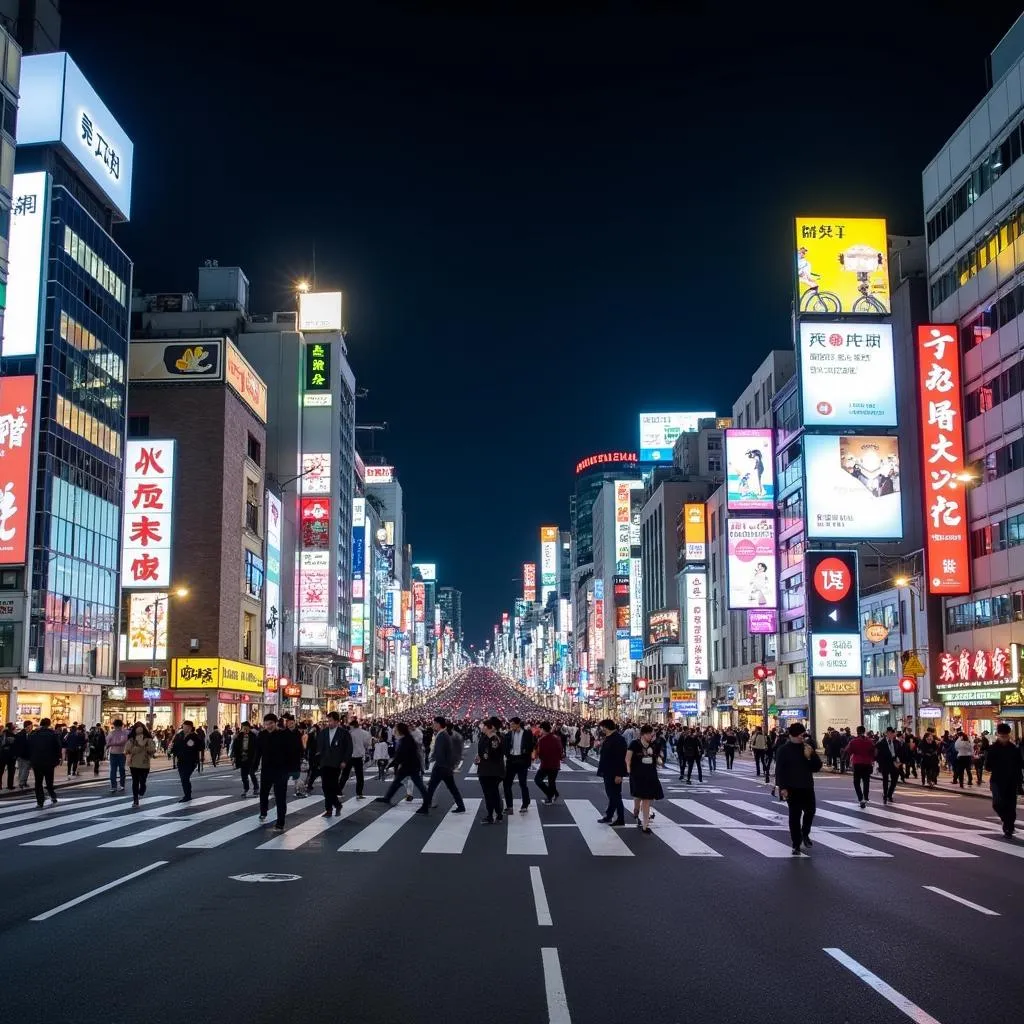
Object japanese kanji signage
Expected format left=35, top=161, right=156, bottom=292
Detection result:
left=1, top=172, right=50, bottom=358
left=936, top=646, right=1015, bottom=688
left=523, top=562, right=536, bottom=602
left=171, top=658, right=264, bottom=693
left=685, top=572, right=709, bottom=682
left=917, top=325, right=970, bottom=595
left=121, top=440, right=176, bottom=589
left=0, top=376, right=36, bottom=566
left=300, top=498, right=330, bottom=550
left=806, top=550, right=860, bottom=678
left=304, top=342, right=331, bottom=392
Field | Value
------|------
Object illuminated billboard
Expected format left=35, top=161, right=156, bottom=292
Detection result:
left=540, top=525, right=558, bottom=605
left=681, top=503, right=706, bottom=562
left=523, top=562, right=537, bottom=603
left=725, top=429, right=774, bottom=511
left=0, top=375, right=36, bottom=566
left=1, top=173, right=51, bottom=358
left=647, top=609, right=680, bottom=646
left=799, top=322, right=897, bottom=427
left=795, top=217, right=889, bottom=314
left=126, top=593, right=168, bottom=660
left=299, top=551, right=330, bottom=622
left=413, top=563, right=436, bottom=582
left=301, top=452, right=331, bottom=495
left=685, top=572, right=709, bottom=682
left=122, top=440, right=176, bottom=589
left=804, top=434, right=903, bottom=540
left=639, top=412, right=715, bottom=462
left=364, top=465, right=394, bottom=484
left=265, top=492, right=282, bottom=685
left=575, top=451, right=638, bottom=475
left=726, top=518, right=777, bottom=610
left=614, top=482, right=633, bottom=561
left=917, top=325, right=970, bottom=595
left=298, top=291, right=343, bottom=332
left=300, top=498, right=331, bottom=549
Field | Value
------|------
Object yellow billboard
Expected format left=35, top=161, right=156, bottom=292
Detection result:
left=171, top=657, right=264, bottom=693
left=795, top=217, right=889, bottom=315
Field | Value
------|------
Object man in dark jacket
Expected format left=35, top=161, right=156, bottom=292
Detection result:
left=418, top=715, right=465, bottom=814
left=11, top=721, right=33, bottom=789
left=774, top=722, right=822, bottom=855
left=679, top=728, right=704, bottom=783
left=596, top=719, right=627, bottom=826
left=376, top=722, right=429, bottom=806
left=502, top=716, right=536, bottom=813
left=171, top=721, right=203, bottom=802
left=231, top=720, right=259, bottom=796
left=874, top=726, right=902, bottom=804
left=317, top=711, right=353, bottom=816
left=254, top=712, right=303, bottom=830
left=64, top=724, right=86, bottom=777
left=985, top=722, right=1024, bottom=837
left=26, top=717, right=61, bottom=807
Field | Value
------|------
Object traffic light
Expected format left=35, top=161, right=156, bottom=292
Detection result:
left=899, top=676, right=917, bottom=694
left=753, top=664, right=768, bottom=681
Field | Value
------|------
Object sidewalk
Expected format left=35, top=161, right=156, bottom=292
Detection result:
left=0, top=756, right=177, bottom=800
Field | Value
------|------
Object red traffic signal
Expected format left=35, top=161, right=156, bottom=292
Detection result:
left=899, top=676, right=917, bottom=694
left=753, top=664, right=768, bottom=681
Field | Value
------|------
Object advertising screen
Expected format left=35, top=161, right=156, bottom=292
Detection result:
left=298, top=291, right=343, bottom=332
left=639, top=412, right=716, bottom=462
left=126, top=593, right=168, bottom=660
left=299, top=551, right=330, bottom=623
left=300, top=498, right=331, bottom=548
left=265, top=492, right=282, bottom=683
left=799, top=322, right=897, bottom=427
left=301, top=453, right=331, bottom=495
left=682, top=503, right=706, bottom=561
left=747, top=608, right=777, bottom=635
left=1, top=172, right=51, bottom=358
left=804, top=434, right=903, bottom=540
left=917, top=325, right=970, bottom=595
left=794, top=217, right=889, bottom=314
left=725, top=429, right=774, bottom=511
left=303, top=341, right=331, bottom=391
left=806, top=550, right=860, bottom=678
left=523, top=562, right=537, bottom=602
left=122, top=440, right=176, bottom=588
left=0, top=375, right=36, bottom=565
left=726, top=518, right=777, bottom=610
left=685, top=572, right=709, bottom=682
left=540, top=525, right=558, bottom=602
left=647, top=609, right=680, bottom=645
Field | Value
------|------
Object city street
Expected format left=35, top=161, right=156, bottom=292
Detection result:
left=0, top=753, right=1019, bottom=1024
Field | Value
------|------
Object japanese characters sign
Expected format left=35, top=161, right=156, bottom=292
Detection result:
left=121, top=440, right=176, bottom=589
left=225, top=341, right=267, bottom=423
left=798, top=322, right=897, bottom=427
left=794, top=217, right=889, bottom=314
left=1, top=172, right=50, bottom=358
left=300, top=498, right=330, bottom=549
left=681, top=503, right=706, bottom=562
left=171, top=658, right=263, bottom=693
left=685, top=573, right=709, bottom=681
left=523, top=562, right=537, bottom=603
left=917, top=325, right=970, bottom=595
left=300, top=452, right=331, bottom=495
left=0, top=376, right=36, bottom=566
left=304, top=342, right=332, bottom=392
left=806, top=550, right=860, bottom=679
left=936, top=646, right=1015, bottom=688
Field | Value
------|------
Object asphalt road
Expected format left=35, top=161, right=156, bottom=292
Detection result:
left=0, top=752, right=1021, bottom=1024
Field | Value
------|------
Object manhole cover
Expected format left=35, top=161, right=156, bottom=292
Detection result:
left=229, top=873, right=301, bottom=883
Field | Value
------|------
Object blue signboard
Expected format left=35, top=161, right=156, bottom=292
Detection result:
left=629, top=636, right=644, bottom=660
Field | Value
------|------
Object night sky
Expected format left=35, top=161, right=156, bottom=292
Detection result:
left=60, top=2, right=1019, bottom=646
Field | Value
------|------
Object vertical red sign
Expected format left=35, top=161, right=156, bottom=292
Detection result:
left=917, top=324, right=970, bottom=595
left=0, top=375, right=36, bottom=565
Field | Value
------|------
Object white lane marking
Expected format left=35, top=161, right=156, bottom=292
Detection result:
left=564, top=799, right=632, bottom=856
left=722, top=800, right=890, bottom=858
left=0, top=795, right=95, bottom=816
left=669, top=799, right=792, bottom=857
left=646, top=817, right=721, bottom=857
left=828, top=800, right=995, bottom=830
left=99, top=797, right=254, bottom=848
left=0, top=794, right=127, bottom=825
left=339, top=799, right=418, bottom=853
left=0, top=796, right=176, bottom=842
left=507, top=805, right=547, bottom=856
left=566, top=757, right=597, bottom=773
left=542, top=947, right=571, bottom=1024
left=31, top=862, right=168, bottom=922
left=257, top=800, right=365, bottom=850
left=923, top=885, right=1000, bottom=916
left=420, top=800, right=482, bottom=854
left=530, top=866, right=552, bottom=926
left=467, top=764, right=478, bottom=775
left=823, top=948, right=943, bottom=1024
left=812, top=808, right=975, bottom=858
left=178, top=800, right=307, bottom=849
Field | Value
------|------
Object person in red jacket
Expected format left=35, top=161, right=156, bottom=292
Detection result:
left=845, top=725, right=876, bottom=808
left=534, top=721, right=563, bottom=804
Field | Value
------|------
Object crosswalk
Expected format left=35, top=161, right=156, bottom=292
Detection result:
left=0, top=787, right=1014, bottom=861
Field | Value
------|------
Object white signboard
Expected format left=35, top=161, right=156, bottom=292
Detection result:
left=1, top=172, right=50, bottom=357
left=298, top=291, right=343, bottom=332
left=364, top=465, right=394, bottom=484
left=639, top=412, right=716, bottom=461
left=299, top=550, right=330, bottom=623
left=301, top=453, right=331, bottom=495
left=726, top=517, right=777, bottom=610
left=811, top=634, right=860, bottom=677
left=799, top=322, right=897, bottom=427
left=122, top=440, right=176, bottom=589
left=686, top=571, right=709, bottom=681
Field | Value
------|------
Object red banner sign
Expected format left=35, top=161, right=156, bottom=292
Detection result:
left=917, top=325, right=970, bottom=595
left=937, top=646, right=1011, bottom=685
left=0, top=375, right=35, bottom=566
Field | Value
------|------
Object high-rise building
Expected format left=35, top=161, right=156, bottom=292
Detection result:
left=0, top=51, right=133, bottom=725
left=0, top=0, right=60, bottom=55
left=438, top=586, right=462, bottom=646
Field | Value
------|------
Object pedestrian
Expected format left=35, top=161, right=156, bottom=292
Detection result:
left=255, top=712, right=303, bottom=830
left=626, top=724, right=663, bottom=834
left=0, top=722, right=16, bottom=789
left=984, top=722, right=1024, bottom=838
left=340, top=717, right=371, bottom=800
left=87, top=723, right=106, bottom=775
left=503, top=716, right=535, bottom=814
left=875, top=726, right=902, bottom=803
left=473, top=717, right=505, bottom=824
left=918, top=730, right=941, bottom=787
left=124, top=723, right=156, bottom=808
left=195, top=725, right=207, bottom=773
left=171, top=721, right=202, bottom=802
left=953, top=731, right=975, bottom=788
left=845, top=725, right=875, bottom=808
left=680, top=727, right=703, bottom=784
left=418, top=715, right=466, bottom=815
left=373, top=736, right=390, bottom=780
left=375, top=722, right=430, bottom=807
left=64, top=723, right=86, bottom=776
left=774, top=722, right=822, bottom=854
left=318, top=711, right=353, bottom=817
left=751, top=726, right=769, bottom=777
left=26, top=716, right=61, bottom=808
left=534, top=721, right=562, bottom=805
left=231, top=720, right=259, bottom=796
left=596, top=719, right=626, bottom=826
left=106, top=718, right=129, bottom=794
left=11, top=720, right=33, bottom=790
left=723, top=727, right=738, bottom=769
left=207, top=725, right=223, bottom=767
left=704, top=727, right=719, bottom=773
left=578, top=725, right=593, bottom=762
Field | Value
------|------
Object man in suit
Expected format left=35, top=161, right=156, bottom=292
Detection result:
left=27, top=717, right=61, bottom=808
left=503, top=716, right=536, bottom=813
left=596, top=719, right=626, bottom=825
left=418, top=715, right=466, bottom=814
left=875, top=726, right=902, bottom=804
left=317, top=711, right=353, bottom=817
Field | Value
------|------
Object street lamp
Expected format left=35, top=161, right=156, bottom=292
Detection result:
left=145, top=586, right=189, bottom=728
left=296, top=279, right=310, bottom=294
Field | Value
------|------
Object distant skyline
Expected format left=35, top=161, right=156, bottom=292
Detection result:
left=58, top=2, right=1020, bottom=646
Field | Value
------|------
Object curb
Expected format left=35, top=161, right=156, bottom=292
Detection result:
left=0, top=758, right=178, bottom=800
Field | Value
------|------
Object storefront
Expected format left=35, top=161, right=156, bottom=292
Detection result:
left=776, top=704, right=809, bottom=729
left=168, top=658, right=265, bottom=727
left=862, top=690, right=895, bottom=732
left=2, top=680, right=102, bottom=726
left=935, top=645, right=1017, bottom=735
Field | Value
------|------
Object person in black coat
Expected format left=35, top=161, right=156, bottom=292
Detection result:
left=231, top=721, right=259, bottom=796
left=254, top=712, right=303, bottom=830
left=475, top=717, right=505, bottom=824
left=874, top=727, right=902, bottom=804
left=375, top=722, right=428, bottom=806
left=27, top=717, right=61, bottom=808
left=171, top=721, right=203, bottom=802
left=985, top=723, right=1024, bottom=837
left=502, top=716, right=536, bottom=813
left=317, top=711, right=353, bottom=817
left=596, top=719, right=627, bottom=825
left=774, top=722, right=822, bottom=854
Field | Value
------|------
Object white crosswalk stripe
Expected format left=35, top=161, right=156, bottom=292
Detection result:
left=0, top=795, right=176, bottom=842
left=812, top=807, right=976, bottom=858
left=564, top=799, right=632, bottom=856
left=722, top=800, right=891, bottom=857
left=421, top=800, right=482, bottom=854
left=257, top=800, right=366, bottom=850
left=101, top=797, right=255, bottom=848
left=340, top=800, right=419, bottom=853
left=670, top=799, right=794, bottom=857
left=506, top=804, right=547, bottom=855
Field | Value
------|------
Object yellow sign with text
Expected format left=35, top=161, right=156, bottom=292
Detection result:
left=814, top=678, right=859, bottom=696
left=795, top=217, right=889, bottom=315
left=171, top=657, right=265, bottom=693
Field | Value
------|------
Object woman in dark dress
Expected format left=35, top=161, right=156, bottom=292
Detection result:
left=626, top=724, right=663, bottom=834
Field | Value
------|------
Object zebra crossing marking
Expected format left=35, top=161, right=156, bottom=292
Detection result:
left=812, top=807, right=976, bottom=858
left=506, top=805, right=547, bottom=856
left=339, top=799, right=419, bottom=853
left=101, top=797, right=264, bottom=848
left=669, top=799, right=793, bottom=857
left=0, top=795, right=177, bottom=843
left=421, top=799, right=483, bottom=854
left=564, top=800, right=632, bottom=857
left=257, top=800, right=366, bottom=850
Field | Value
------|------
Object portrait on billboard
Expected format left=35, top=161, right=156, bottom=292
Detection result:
left=726, top=518, right=778, bottom=610
left=725, top=429, right=774, bottom=511
left=805, top=435, right=903, bottom=540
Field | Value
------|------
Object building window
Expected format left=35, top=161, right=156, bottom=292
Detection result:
left=244, top=479, right=259, bottom=534
left=127, top=415, right=149, bottom=438
left=63, top=225, right=127, bottom=305
left=247, top=433, right=261, bottom=466
left=244, top=550, right=264, bottom=600
left=242, top=611, right=255, bottom=661
left=863, top=655, right=873, bottom=677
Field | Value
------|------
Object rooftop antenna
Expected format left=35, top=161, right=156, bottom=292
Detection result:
left=311, top=242, right=317, bottom=291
